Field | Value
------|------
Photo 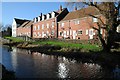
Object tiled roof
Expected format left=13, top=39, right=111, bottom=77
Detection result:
left=24, top=21, right=33, bottom=27
left=19, top=21, right=33, bottom=28
left=61, top=6, right=100, bottom=21
left=14, top=18, right=29, bottom=25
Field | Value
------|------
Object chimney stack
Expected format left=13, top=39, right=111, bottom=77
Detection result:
left=40, top=13, right=42, bottom=16
left=60, top=5, right=62, bottom=11
left=74, top=6, right=77, bottom=11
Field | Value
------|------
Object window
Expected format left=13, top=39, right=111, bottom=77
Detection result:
left=51, top=30, right=54, bottom=35
left=93, top=18, right=98, bottom=22
left=61, top=23, right=64, bottom=27
left=86, top=30, right=88, bottom=35
left=38, top=25, right=40, bottom=30
left=100, top=29, right=102, bottom=34
left=47, top=23, right=49, bottom=28
left=59, top=31, right=63, bottom=36
left=52, top=22, right=54, bottom=27
left=75, top=20, right=80, bottom=25
left=42, top=24, right=44, bottom=29
left=37, top=32, right=41, bottom=36
left=67, top=31, right=69, bottom=35
left=34, top=26, right=36, bottom=30
left=89, top=29, right=94, bottom=35
left=77, top=30, right=82, bottom=35
left=46, top=31, right=49, bottom=34
left=34, top=32, right=36, bottom=36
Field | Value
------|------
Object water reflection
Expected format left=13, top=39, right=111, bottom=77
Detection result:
left=11, top=47, right=18, bottom=71
left=2, top=46, right=109, bottom=78
left=58, top=63, right=69, bottom=78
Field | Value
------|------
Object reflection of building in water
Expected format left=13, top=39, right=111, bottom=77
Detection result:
left=11, top=47, right=18, bottom=71
left=81, top=63, right=101, bottom=78
left=58, top=57, right=69, bottom=78
left=58, top=63, right=69, bottom=78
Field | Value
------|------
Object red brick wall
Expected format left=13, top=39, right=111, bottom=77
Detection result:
left=17, top=27, right=31, bottom=37
left=33, top=18, right=57, bottom=38
left=58, top=15, right=106, bottom=40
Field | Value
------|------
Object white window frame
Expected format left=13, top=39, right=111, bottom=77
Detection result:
left=93, top=18, right=98, bottom=22
left=38, top=25, right=40, bottom=30
left=42, top=24, right=44, bottom=29
left=34, top=26, right=36, bottom=30
left=77, top=30, right=82, bottom=35
left=52, top=22, right=54, bottom=27
left=61, top=23, right=64, bottom=27
left=86, top=29, right=88, bottom=35
left=47, top=23, right=49, bottom=28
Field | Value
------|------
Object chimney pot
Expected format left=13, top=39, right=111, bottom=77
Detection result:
left=74, top=6, right=77, bottom=11
left=60, top=5, right=62, bottom=11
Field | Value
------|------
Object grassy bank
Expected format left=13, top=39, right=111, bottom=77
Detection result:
left=5, top=37, right=25, bottom=42
left=32, top=40, right=101, bottom=52
left=4, top=37, right=102, bottom=52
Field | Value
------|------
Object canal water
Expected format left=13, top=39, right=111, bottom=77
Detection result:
left=1, top=45, right=119, bottom=79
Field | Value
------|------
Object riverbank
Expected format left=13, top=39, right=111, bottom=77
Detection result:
left=0, top=64, right=15, bottom=80
left=2, top=37, right=120, bottom=67
left=3, top=37, right=102, bottom=52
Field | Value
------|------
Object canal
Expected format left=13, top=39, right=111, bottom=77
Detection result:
left=1, top=45, right=119, bottom=79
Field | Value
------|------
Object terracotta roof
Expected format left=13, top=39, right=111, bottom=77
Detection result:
left=60, top=6, right=101, bottom=21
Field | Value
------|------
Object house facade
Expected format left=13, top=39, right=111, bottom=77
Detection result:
left=32, top=5, right=69, bottom=38
left=16, top=21, right=33, bottom=37
left=12, top=18, right=29, bottom=37
left=58, top=6, right=106, bottom=40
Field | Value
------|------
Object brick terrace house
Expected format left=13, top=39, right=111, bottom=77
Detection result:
left=32, top=5, right=69, bottom=39
left=12, top=18, right=29, bottom=37
left=58, top=6, right=106, bottom=40
left=16, top=21, right=33, bottom=37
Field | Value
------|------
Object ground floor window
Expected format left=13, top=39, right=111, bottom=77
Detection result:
left=59, top=31, right=63, bottom=36
left=77, top=30, right=82, bottom=35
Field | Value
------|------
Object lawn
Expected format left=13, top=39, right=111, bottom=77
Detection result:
left=5, top=37, right=25, bottom=42
left=32, top=40, right=101, bottom=52
left=4, top=37, right=101, bottom=52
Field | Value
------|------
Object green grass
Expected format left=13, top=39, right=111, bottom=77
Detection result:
left=4, top=37, right=101, bottom=52
left=5, top=37, right=25, bottom=42
left=32, top=40, right=101, bottom=52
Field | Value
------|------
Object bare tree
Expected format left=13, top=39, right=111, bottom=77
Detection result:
left=66, top=2, right=120, bottom=52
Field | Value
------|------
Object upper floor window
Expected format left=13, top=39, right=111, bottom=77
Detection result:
left=61, top=23, right=64, bottom=27
left=42, top=24, right=44, bottom=29
left=34, top=26, right=36, bottom=30
left=75, top=20, right=80, bottom=25
left=52, top=22, right=54, bottom=27
left=38, top=25, right=40, bottom=30
left=93, top=18, right=98, bottom=22
left=47, top=23, right=49, bottom=28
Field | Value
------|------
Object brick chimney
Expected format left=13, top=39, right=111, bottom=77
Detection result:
left=60, top=5, right=62, bottom=11
left=74, top=6, right=77, bottom=11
